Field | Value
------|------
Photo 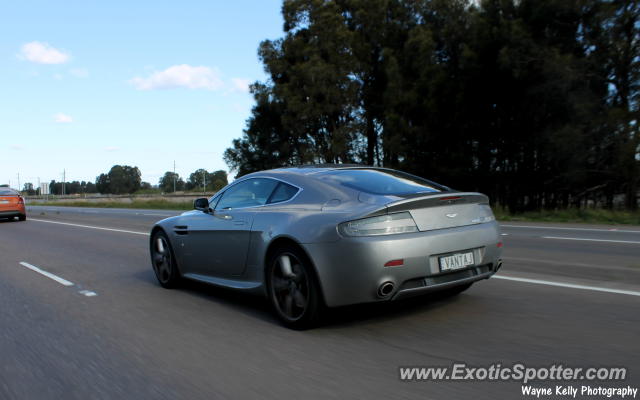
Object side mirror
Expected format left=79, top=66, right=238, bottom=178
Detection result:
left=194, top=198, right=210, bottom=212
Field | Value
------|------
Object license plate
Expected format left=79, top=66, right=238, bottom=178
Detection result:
left=0, top=200, right=8, bottom=204
left=439, top=252, right=474, bottom=271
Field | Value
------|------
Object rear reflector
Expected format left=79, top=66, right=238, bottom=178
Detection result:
left=439, top=196, right=462, bottom=201
left=384, top=259, right=404, bottom=267
left=497, top=242, right=503, bottom=248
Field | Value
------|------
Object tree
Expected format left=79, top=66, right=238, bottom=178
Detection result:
left=187, top=169, right=228, bottom=191
left=95, top=165, right=142, bottom=194
left=96, top=174, right=110, bottom=194
left=209, top=170, right=228, bottom=191
left=22, top=183, right=36, bottom=195
left=225, top=0, right=362, bottom=176
left=225, top=0, right=640, bottom=210
left=82, top=181, right=98, bottom=193
left=159, top=172, right=184, bottom=193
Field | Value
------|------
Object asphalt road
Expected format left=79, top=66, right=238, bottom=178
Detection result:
left=1, top=205, right=638, bottom=399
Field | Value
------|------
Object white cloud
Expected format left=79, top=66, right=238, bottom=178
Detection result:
left=129, top=64, right=224, bottom=91
left=53, top=113, right=73, bottom=123
left=9, top=145, right=24, bottom=151
left=231, top=78, right=251, bottom=93
left=104, top=146, right=120, bottom=152
left=70, top=68, right=89, bottom=78
left=19, top=41, right=69, bottom=64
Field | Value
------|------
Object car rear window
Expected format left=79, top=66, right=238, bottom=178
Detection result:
left=267, top=182, right=299, bottom=204
left=0, top=188, right=17, bottom=195
left=316, top=169, right=444, bottom=195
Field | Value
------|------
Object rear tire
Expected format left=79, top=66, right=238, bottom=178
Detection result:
left=150, top=230, right=181, bottom=288
left=18, top=214, right=26, bottom=221
left=267, top=246, right=322, bottom=330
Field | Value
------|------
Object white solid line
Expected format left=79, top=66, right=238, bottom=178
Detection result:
left=19, top=262, right=74, bottom=287
left=542, top=236, right=640, bottom=244
left=501, top=224, right=640, bottom=233
left=503, top=256, right=634, bottom=272
left=494, top=275, right=640, bottom=297
left=30, top=218, right=149, bottom=236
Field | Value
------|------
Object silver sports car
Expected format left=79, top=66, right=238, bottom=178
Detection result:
left=150, top=165, right=503, bottom=328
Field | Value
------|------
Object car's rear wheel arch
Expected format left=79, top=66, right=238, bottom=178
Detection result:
left=264, top=236, right=326, bottom=307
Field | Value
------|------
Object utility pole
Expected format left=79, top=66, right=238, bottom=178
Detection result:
left=173, top=161, right=176, bottom=193
left=17, top=173, right=20, bottom=193
left=62, top=169, right=66, bottom=196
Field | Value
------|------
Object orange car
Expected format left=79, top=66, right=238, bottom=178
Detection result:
left=0, top=187, right=26, bottom=221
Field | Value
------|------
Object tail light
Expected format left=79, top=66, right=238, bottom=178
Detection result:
left=18, top=196, right=24, bottom=204
left=339, top=212, right=418, bottom=237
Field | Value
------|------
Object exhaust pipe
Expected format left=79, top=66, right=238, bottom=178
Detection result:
left=495, top=260, right=503, bottom=272
left=377, top=282, right=395, bottom=298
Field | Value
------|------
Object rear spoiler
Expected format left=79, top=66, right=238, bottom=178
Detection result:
left=384, top=192, right=489, bottom=214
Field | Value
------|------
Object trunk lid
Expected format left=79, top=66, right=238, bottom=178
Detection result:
left=384, top=192, right=494, bottom=231
left=0, top=195, right=20, bottom=205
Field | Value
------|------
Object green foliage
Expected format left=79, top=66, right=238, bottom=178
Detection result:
left=493, top=206, right=640, bottom=225
left=225, top=0, right=640, bottom=211
left=22, top=183, right=36, bottom=195
left=48, top=180, right=98, bottom=195
left=95, top=165, right=142, bottom=194
left=159, top=172, right=185, bottom=193
left=31, top=200, right=192, bottom=211
left=186, top=169, right=228, bottom=191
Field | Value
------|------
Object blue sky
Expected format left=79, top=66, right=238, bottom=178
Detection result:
left=0, top=0, right=284, bottom=189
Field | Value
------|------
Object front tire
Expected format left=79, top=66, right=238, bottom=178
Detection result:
left=150, top=230, right=181, bottom=288
left=267, top=246, right=322, bottom=329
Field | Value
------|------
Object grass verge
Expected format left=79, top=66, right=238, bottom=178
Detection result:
left=493, top=207, right=640, bottom=225
left=28, top=200, right=192, bottom=211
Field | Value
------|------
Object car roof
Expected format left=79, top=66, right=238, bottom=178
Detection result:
left=237, top=165, right=376, bottom=196
left=272, top=164, right=379, bottom=176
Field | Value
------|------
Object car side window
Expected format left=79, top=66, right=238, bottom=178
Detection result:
left=267, top=182, right=299, bottom=204
left=215, top=178, right=278, bottom=210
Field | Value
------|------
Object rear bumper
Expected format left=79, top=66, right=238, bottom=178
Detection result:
left=303, top=221, right=503, bottom=307
left=0, top=210, right=25, bottom=217
left=392, top=261, right=501, bottom=301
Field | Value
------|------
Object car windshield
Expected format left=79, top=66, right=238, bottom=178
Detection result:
left=0, top=188, right=17, bottom=195
left=316, top=169, right=444, bottom=195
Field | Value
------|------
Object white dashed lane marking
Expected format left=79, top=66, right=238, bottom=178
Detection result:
left=19, top=261, right=98, bottom=297
left=30, top=218, right=148, bottom=236
left=494, top=275, right=640, bottom=297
